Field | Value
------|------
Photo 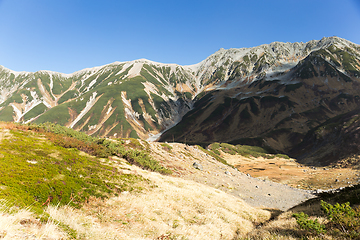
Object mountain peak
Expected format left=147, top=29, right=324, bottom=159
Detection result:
left=1, top=37, right=360, bottom=143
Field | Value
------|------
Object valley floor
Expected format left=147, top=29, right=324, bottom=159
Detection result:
left=225, top=153, right=360, bottom=191
left=150, top=142, right=316, bottom=211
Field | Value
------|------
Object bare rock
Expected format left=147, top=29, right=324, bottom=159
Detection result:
left=193, top=162, right=203, bottom=171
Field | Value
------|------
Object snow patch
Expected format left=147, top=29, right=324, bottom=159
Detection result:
left=121, top=91, right=142, bottom=127
left=69, top=92, right=99, bottom=128
left=126, top=61, right=143, bottom=78
left=86, top=79, right=97, bottom=92
left=106, top=106, right=113, bottom=115
left=88, top=125, right=97, bottom=131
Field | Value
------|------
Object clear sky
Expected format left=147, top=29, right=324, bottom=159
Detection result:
left=0, top=0, right=360, bottom=74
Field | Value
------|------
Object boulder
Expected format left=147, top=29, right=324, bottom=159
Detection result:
left=193, top=162, right=203, bottom=171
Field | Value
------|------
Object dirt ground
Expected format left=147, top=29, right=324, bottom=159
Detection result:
left=149, top=142, right=315, bottom=211
left=224, top=153, right=360, bottom=190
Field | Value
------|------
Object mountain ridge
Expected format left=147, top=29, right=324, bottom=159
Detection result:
left=1, top=36, right=359, bottom=148
left=160, top=36, right=360, bottom=160
left=2, top=36, right=354, bottom=82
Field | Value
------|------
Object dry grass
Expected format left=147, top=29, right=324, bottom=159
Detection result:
left=239, top=209, right=332, bottom=240
left=241, top=211, right=305, bottom=240
left=45, top=165, right=271, bottom=239
left=0, top=201, right=66, bottom=239
left=0, top=161, right=272, bottom=239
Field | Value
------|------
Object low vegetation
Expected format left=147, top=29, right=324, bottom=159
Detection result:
left=0, top=122, right=272, bottom=239
left=0, top=122, right=172, bottom=210
left=27, top=122, right=172, bottom=174
left=207, top=142, right=290, bottom=159
left=160, top=142, right=173, bottom=152
left=1, top=121, right=360, bottom=239
left=293, top=201, right=360, bottom=238
left=196, top=145, right=231, bottom=166
left=242, top=184, right=360, bottom=239
left=0, top=122, right=155, bottom=213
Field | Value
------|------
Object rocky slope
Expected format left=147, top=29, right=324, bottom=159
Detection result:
left=148, top=142, right=315, bottom=211
left=290, top=108, right=360, bottom=166
left=0, top=60, right=197, bottom=139
left=1, top=37, right=359, bottom=148
left=160, top=37, right=360, bottom=155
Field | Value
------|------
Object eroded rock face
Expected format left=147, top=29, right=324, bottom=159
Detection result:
left=1, top=37, right=360, bottom=144
left=160, top=37, right=360, bottom=155
left=290, top=108, right=360, bottom=166
left=0, top=60, right=196, bottom=139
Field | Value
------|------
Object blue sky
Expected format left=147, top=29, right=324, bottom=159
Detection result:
left=0, top=0, right=359, bottom=74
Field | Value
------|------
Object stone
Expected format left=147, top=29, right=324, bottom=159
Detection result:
left=316, top=189, right=323, bottom=194
left=193, top=162, right=203, bottom=171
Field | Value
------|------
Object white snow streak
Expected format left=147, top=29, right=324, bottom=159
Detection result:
left=69, top=92, right=99, bottom=128
left=121, top=91, right=142, bottom=127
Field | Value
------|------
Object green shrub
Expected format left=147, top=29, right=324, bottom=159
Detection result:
left=293, top=201, right=360, bottom=238
left=293, top=212, right=326, bottom=235
left=27, top=123, right=171, bottom=174
left=209, top=142, right=220, bottom=151
left=213, top=149, right=221, bottom=155
left=207, top=142, right=280, bottom=159
left=125, top=149, right=172, bottom=175
left=321, top=200, right=360, bottom=237
left=276, top=154, right=290, bottom=159
left=197, top=145, right=232, bottom=167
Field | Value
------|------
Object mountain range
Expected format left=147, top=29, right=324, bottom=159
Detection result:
left=1, top=36, right=360, bottom=163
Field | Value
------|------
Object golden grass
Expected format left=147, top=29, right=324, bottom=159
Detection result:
left=0, top=159, right=272, bottom=239
left=0, top=201, right=66, bottom=239
left=0, top=129, right=274, bottom=239
left=44, top=165, right=271, bottom=239
left=240, top=210, right=332, bottom=240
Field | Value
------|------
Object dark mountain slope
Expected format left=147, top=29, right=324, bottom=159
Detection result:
left=289, top=108, right=360, bottom=166
left=160, top=39, right=360, bottom=153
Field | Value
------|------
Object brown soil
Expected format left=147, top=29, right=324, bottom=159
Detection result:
left=224, top=153, right=360, bottom=190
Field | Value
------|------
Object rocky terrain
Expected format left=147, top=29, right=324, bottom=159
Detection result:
left=1, top=37, right=360, bottom=159
left=148, top=142, right=316, bottom=211
left=160, top=37, right=360, bottom=155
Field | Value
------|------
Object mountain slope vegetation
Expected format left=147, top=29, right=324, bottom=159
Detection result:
left=160, top=37, right=360, bottom=162
left=0, top=122, right=272, bottom=239
left=2, top=37, right=360, bottom=156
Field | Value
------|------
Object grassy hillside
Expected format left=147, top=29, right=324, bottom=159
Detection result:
left=0, top=121, right=359, bottom=239
left=0, top=122, right=158, bottom=213
left=0, top=122, right=272, bottom=239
